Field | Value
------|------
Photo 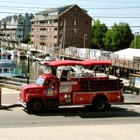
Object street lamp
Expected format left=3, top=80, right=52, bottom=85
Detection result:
left=134, top=32, right=139, bottom=49
left=84, top=34, right=87, bottom=48
left=27, top=51, right=31, bottom=84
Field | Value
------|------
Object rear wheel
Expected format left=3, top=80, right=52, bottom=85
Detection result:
left=107, top=104, right=111, bottom=109
left=28, top=99, right=43, bottom=114
left=93, top=97, right=107, bottom=111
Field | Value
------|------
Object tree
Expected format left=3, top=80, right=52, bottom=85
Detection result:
left=103, top=22, right=134, bottom=51
left=91, top=19, right=108, bottom=49
left=28, top=32, right=31, bottom=44
left=130, top=34, right=140, bottom=49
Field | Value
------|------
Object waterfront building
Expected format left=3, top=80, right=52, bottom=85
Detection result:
left=0, top=13, right=34, bottom=50
left=30, top=4, right=92, bottom=55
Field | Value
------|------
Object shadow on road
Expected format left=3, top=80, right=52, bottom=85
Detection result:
left=25, top=105, right=140, bottom=118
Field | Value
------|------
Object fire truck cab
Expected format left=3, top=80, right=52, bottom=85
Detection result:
left=18, top=60, right=124, bottom=114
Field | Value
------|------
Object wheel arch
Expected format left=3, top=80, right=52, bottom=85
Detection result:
left=92, top=94, right=109, bottom=105
left=27, top=97, right=44, bottom=107
left=92, top=95, right=109, bottom=111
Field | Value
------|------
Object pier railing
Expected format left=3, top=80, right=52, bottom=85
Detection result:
left=0, top=76, right=36, bottom=89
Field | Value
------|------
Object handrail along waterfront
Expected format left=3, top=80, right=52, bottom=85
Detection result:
left=0, top=76, right=36, bottom=88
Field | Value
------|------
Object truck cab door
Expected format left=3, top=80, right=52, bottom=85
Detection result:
left=44, top=79, right=58, bottom=99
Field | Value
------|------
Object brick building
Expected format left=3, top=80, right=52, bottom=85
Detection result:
left=30, top=4, right=92, bottom=54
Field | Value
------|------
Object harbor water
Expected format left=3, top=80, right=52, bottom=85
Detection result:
left=12, top=57, right=46, bottom=80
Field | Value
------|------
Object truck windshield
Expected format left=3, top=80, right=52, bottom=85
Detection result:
left=36, top=76, right=45, bottom=86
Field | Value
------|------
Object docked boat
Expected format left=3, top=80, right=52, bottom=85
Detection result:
left=17, top=51, right=26, bottom=59
left=0, top=50, right=23, bottom=77
left=8, top=50, right=18, bottom=57
left=39, top=56, right=57, bottom=65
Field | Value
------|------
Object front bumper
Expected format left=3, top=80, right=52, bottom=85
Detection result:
left=18, top=99, right=27, bottom=108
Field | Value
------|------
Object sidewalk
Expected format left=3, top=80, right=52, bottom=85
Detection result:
left=0, top=87, right=20, bottom=108
left=123, top=93, right=140, bottom=104
left=0, top=87, right=140, bottom=109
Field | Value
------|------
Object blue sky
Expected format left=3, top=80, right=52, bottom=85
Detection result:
left=0, top=0, right=140, bottom=32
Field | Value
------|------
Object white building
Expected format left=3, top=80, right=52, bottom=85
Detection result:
left=114, top=48, right=140, bottom=61
left=0, top=13, right=34, bottom=49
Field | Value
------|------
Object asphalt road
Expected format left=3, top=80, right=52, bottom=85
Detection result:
left=1, top=105, right=140, bottom=140
left=1, top=105, right=140, bottom=128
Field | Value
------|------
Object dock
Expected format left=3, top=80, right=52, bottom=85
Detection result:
left=35, top=57, right=44, bottom=61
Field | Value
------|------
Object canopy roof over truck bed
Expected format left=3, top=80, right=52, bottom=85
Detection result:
left=80, top=60, right=112, bottom=66
left=44, top=60, right=112, bottom=67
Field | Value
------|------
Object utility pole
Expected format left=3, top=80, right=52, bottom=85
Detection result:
left=84, top=34, right=87, bottom=48
left=63, top=19, right=66, bottom=56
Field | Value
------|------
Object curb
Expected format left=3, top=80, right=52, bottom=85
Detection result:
left=1, top=102, right=140, bottom=110
left=114, top=102, right=140, bottom=105
left=0, top=104, right=21, bottom=109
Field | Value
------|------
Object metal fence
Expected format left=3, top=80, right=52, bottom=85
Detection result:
left=0, top=76, right=35, bottom=89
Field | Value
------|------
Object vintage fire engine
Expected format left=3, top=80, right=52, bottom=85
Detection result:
left=18, top=60, right=124, bottom=113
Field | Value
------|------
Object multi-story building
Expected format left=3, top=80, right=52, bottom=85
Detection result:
left=30, top=4, right=92, bottom=54
left=0, top=13, right=34, bottom=49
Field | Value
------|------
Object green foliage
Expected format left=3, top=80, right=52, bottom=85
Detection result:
left=91, top=19, right=108, bottom=49
left=103, top=22, right=134, bottom=51
left=130, top=34, right=140, bottom=49
left=20, top=32, right=31, bottom=44
left=91, top=41, right=101, bottom=49
left=28, top=32, right=31, bottom=44
left=91, top=20, right=134, bottom=51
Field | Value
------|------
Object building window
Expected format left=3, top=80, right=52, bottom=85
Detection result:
left=72, top=36, right=77, bottom=41
left=71, top=12, right=79, bottom=17
left=17, top=35, right=22, bottom=38
left=48, top=28, right=50, bottom=32
left=73, top=29, right=78, bottom=33
left=40, top=35, right=46, bottom=40
left=19, top=22, right=23, bottom=25
left=86, top=21, right=89, bottom=25
left=73, top=20, right=78, bottom=26
left=50, top=20, right=52, bottom=24
left=18, top=29, right=23, bottom=31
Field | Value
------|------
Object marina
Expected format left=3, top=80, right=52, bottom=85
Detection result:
left=11, top=55, right=47, bottom=80
left=0, top=48, right=22, bottom=77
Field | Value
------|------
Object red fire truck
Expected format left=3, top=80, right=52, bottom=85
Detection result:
left=18, top=60, right=124, bottom=114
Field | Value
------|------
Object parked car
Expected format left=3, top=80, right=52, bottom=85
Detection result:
left=45, top=56, right=57, bottom=61
left=39, top=56, right=57, bottom=65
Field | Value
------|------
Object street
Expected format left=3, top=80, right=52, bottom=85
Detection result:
left=1, top=86, right=140, bottom=140
left=1, top=105, right=140, bottom=140
left=1, top=105, right=140, bottom=128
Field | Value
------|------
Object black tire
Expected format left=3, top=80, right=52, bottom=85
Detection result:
left=28, top=99, right=43, bottom=114
left=93, top=97, right=107, bottom=111
left=107, top=104, right=111, bottom=109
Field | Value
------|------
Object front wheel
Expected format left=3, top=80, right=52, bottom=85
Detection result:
left=93, top=97, right=107, bottom=111
left=28, top=99, right=43, bottom=114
